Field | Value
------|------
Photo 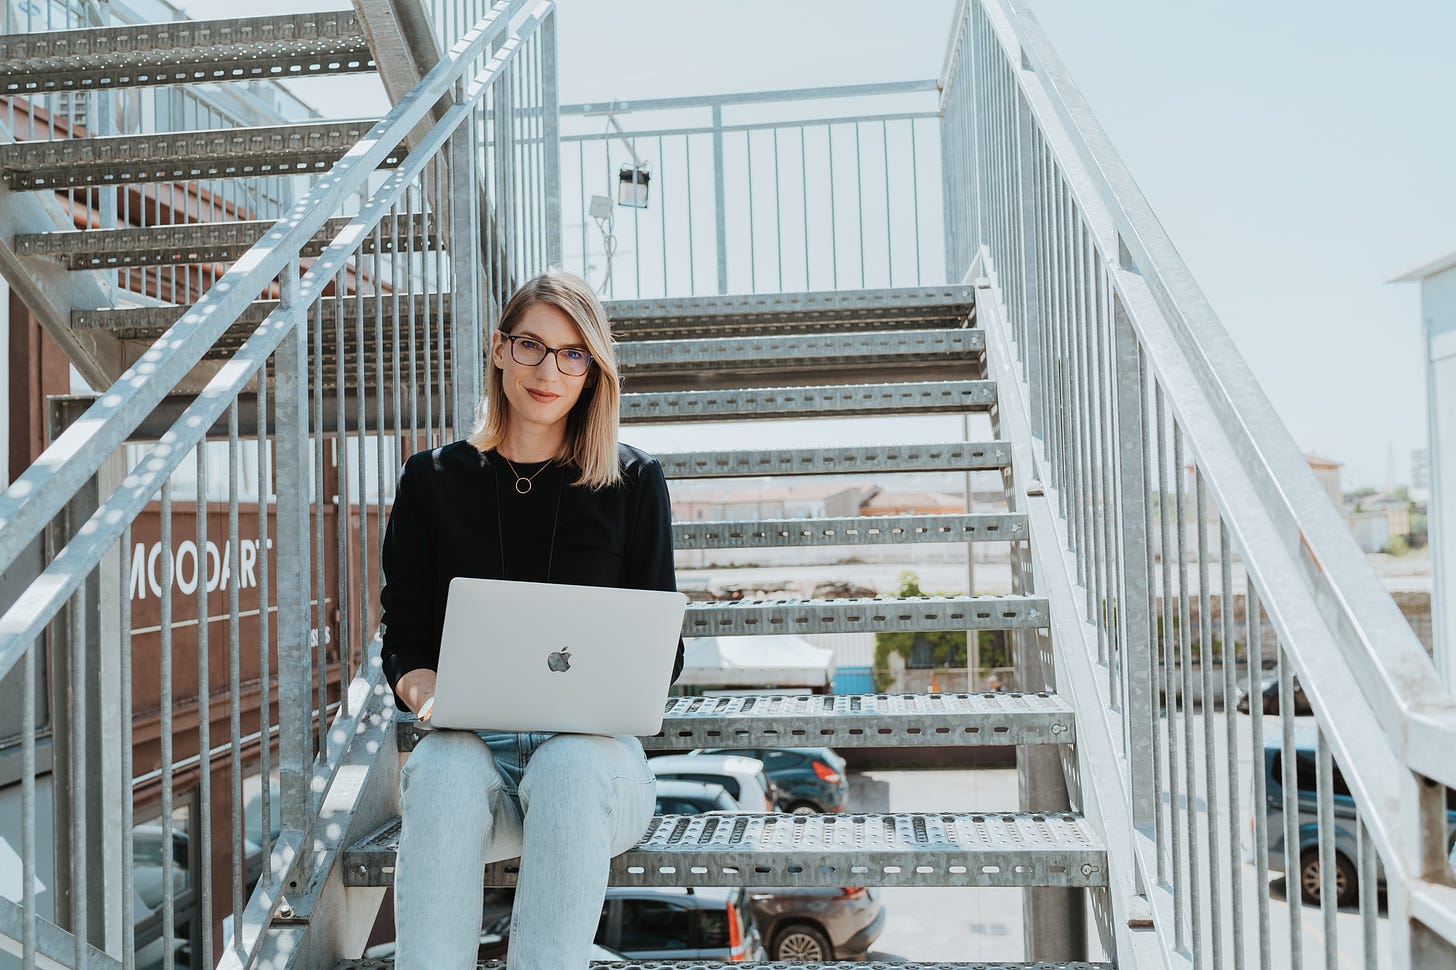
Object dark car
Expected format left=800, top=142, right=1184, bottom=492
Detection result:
left=653, top=779, right=738, bottom=815
left=1236, top=674, right=1313, bottom=716
left=749, top=885, right=885, bottom=961
left=691, top=746, right=849, bottom=814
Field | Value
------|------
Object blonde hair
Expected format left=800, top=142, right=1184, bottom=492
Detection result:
left=467, top=270, right=623, bottom=490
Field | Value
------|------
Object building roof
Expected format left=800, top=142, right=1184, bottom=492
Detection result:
left=1391, top=247, right=1456, bottom=283
left=1303, top=453, right=1343, bottom=469
left=861, top=489, right=964, bottom=510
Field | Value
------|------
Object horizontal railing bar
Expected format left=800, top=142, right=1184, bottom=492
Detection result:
left=561, top=79, right=939, bottom=114
left=560, top=110, right=940, bottom=142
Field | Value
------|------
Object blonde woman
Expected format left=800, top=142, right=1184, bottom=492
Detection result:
left=379, top=270, right=684, bottom=969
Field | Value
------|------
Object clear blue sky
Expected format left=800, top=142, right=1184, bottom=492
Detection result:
left=179, top=0, right=1456, bottom=490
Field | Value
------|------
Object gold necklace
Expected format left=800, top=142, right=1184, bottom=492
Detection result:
left=501, top=454, right=553, bottom=494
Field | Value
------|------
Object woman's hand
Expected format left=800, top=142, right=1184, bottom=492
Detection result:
left=397, top=669, right=438, bottom=720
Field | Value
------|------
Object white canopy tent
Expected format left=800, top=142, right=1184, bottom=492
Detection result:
left=676, top=635, right=835, bottom=689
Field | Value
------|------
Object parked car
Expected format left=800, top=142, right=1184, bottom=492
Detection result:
left=1237, top=674, right=1312, bottom=716
left=653, top=778, right=739, bottom=815
left=1257, top=726, right=1456, bottom=907
left=690, top=746, right=849, bottom=814
left=648, top=753, right=777, bottom=812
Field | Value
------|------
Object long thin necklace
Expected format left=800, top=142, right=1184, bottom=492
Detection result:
left=501, top=454, right=553, bottom=494
left=493, top=453, right=565, bottom=582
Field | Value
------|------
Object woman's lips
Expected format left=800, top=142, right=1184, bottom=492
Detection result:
left=527, top=389, right=559, bottom=403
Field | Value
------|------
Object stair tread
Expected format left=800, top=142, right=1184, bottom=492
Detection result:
left=655, top=442, right=1013, bottom=478
left=605, top=285, right=975, bottom=336
left=0, top=119, right=399, bottom=189
left=673, top=511, right=1027, bottom=549
left=340, top=962, right=1113, bottom=969
left=0, top=11, right=374, bottom=92
left=622, top=380, right=996, bottom=423
left=682, top=594, right=1047, bottom=636
left=397, top=690, right=1075, bottom=753
left=343, top=811, right=1108, bottom=889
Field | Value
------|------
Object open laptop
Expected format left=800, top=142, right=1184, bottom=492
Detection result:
left=428, top=577, right=689, bottom=735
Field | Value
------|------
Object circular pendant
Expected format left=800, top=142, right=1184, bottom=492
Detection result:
left=514, top=478, right=532, bottom=495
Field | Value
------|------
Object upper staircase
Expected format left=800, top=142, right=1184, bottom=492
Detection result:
left=1, top=1, right=1453, bottom=970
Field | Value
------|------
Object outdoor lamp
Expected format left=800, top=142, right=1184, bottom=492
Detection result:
left=617, top=163, right=650, bottom=208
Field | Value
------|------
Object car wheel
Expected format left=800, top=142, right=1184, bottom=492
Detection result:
left=773, top=923, right=832, bottom=961
left=788, top=801, right=822, bottom=815
left=1299, top=847, right=1356, bottom=908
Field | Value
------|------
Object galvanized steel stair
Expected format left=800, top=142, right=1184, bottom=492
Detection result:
left=340, top=963, right=1111, bottom=969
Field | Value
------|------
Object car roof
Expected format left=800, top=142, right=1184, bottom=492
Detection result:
left=649, top=753, right=765, bottom=774
left=1261, top=722, right=1321, bottom=752
left=652, top=778, right=731, bottom=799
left=605, top=885, right=740, bottom=905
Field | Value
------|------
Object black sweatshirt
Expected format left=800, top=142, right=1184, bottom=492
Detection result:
left=378, top=440, right=685, bottom=711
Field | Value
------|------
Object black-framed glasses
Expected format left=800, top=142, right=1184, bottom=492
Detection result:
left=502, top=333, right=594, bottom=377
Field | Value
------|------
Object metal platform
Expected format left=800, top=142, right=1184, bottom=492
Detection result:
left=654, top=442, right=1013, bottom=478
left=621, top=380, right=996, bottom=424
left=395, top=691, right=1075, bottom=753
left=0, top=119, right=398, bottom=189
left=605, top=286, right=975, bottom=340
left=673, top=512, right=1027, bottom=550
left=18, top=213, right=438, bottom=269
left=343, top=811, right=1107, bottom=889
left=0, top=11, right=374, bottom=93
left=681, top=594, right=1048, bottom=637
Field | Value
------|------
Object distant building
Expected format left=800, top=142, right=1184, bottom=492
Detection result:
left=1413, top=447, right=1431, bottom=504
left=859, top=488, right=964, bottom=516
left=1304, top=454, right=1343, bottom=508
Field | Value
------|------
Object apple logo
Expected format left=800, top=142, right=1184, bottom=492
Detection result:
left=547, top=649, right=572, bottom=673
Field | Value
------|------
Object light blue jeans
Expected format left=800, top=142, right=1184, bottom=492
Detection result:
left=394, top=728, right=657, bottom=970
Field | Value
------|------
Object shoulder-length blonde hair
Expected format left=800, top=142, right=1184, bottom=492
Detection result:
left=467, top=270, right=623, bottom=490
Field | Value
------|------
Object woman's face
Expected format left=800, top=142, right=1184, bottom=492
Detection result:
left=490, top=301, right=592, bottom=439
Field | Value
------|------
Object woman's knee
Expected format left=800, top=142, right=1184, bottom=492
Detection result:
left=401, top=730, right=502, bottom=807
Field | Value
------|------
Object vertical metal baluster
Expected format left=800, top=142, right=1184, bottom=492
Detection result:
left=392, top=201, right=404, bottom=466
left=1175, top=428, right=1202, bottom=965
left=1157, top=386, right=1184, bottom=948
left=311, top=297, right=326, bottom=768
left=160, top=480, right=175, bottom=970
left=1196, top=470, right=1223, bottom=970
left=1221, top=522, right=1244, bottom=969
left=1317, top=731, right=1338, bottom=970
left=685, top=134, right=696, bottom=291
left=827, top=123, right=838, bottom=290
left=746, top=130, right=756, bottom=292
left=1358, top=816, right=1377, bottom=969
left=333, top=269, right=349, bottom=744
left=853, top=121, right=865, bottom=287
left=195, top=444, right=214, bottom=961
left=422, top=180, right=435, bottom=447
left=772, top=127, right=782, bottom=292
left=882, top=119, right=892, bottom=287
left=658, top=135, right=668, bottom=296
left=800, top=125, right=809, bottom=290
left=355, top=241, right=370, bottom=704
left=577, top=139, right=587, bottom=281
left=436, top=154, right=449, bottom=442
left=1247, top=582, right=1271, bottom=969
left=375, top=224, right=388, bottom=557
left=910, top=117, right=922, bottom=286
left=257, top=369, right=272, bottom=882
left=406, top=188, right=419, bottom=454
left=228, top=402, right=244, bottom=931
left=70, top=580, right=86, bottom=970
left=1278, top=646, right=1303, bottom=968
left=121, top=520, right=136, bottom=970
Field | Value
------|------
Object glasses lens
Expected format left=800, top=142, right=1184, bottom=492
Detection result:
left=510, top=336, right=547, bottom=366
left=557, top=350, right=591, bottom=376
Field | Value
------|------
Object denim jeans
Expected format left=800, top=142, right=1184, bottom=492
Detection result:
left=394, top=728, right=657, bottom=970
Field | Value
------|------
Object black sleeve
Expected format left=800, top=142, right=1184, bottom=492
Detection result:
left=624, top=457, right=686, bottom=686
left=379, top=455, right=438, bottom=709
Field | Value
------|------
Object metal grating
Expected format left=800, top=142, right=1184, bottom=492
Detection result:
left=396, top=690, right=1076, bottom=753
left=673, top=512, right=1027, bottom=550
left=0, top=11, right=375, bottom=93
left=343, top=811, right=1107, bottom=888
left=681, top=595, right=1048, bottom=636
left=621, top=328, right=983, bottom=370
left=605, top=286, right=975, bottom=340
left=340, top=955, right=1112, bottom=961
left=654, top=442, right=1013, bottom=478
left=18, top=213, right=438, bottom=269
left=620, top=381, right=996, bottom=424
left=0, top=120, right=400, bottom=189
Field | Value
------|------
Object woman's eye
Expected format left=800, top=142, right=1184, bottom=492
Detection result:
left=564, top=349, right=588, bottom=364
left=519, top=338, right=544, bottom=352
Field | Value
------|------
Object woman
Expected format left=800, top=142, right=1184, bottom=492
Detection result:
left=378, top=270, right=685, bottom=970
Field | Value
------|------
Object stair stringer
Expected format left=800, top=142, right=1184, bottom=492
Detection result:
left=975, top=260, right=1175, bottom=970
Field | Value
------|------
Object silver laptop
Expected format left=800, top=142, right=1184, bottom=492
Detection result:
left=429, top=577, right=688, bottom=735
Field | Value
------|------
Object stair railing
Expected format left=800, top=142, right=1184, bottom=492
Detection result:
left=942, top=0, right=1456, bottom=965
left=0, top=3, right=557, bottom=967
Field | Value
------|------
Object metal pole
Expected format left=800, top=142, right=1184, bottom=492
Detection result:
left=712, top=103, right=728, bottom=294
left=450, top=109, right=484, bottom=433
left=540, top=8, right=562, bottom=268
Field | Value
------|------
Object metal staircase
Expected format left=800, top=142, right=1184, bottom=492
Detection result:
left=1, top=2, right=1455, bottom=970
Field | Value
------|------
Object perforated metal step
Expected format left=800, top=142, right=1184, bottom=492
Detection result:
left=682, top=594, right=1046, bottom=637
left=673, top=512, right=1026, bottom=551
left=622, top=380, right=995, bottom=424
left=621, top=327, right=986, bottom=391
left=0, top=11, right=374, bottom=93
left=340, top=955, right=1112, bottom=961
left=0, top=119, right=399, bottom=189
left=655, top=441, right=1013, bottom=479
left=396, top=690, right=1075, bottom=753
left=605, top=286, right=975, bottom=340
left=343, top=811, right=1106, bottom=889
left=19, top=213, right=437, bottom=269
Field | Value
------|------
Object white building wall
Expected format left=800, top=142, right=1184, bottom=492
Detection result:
left=1422, top=265, right=1456, bottom=689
